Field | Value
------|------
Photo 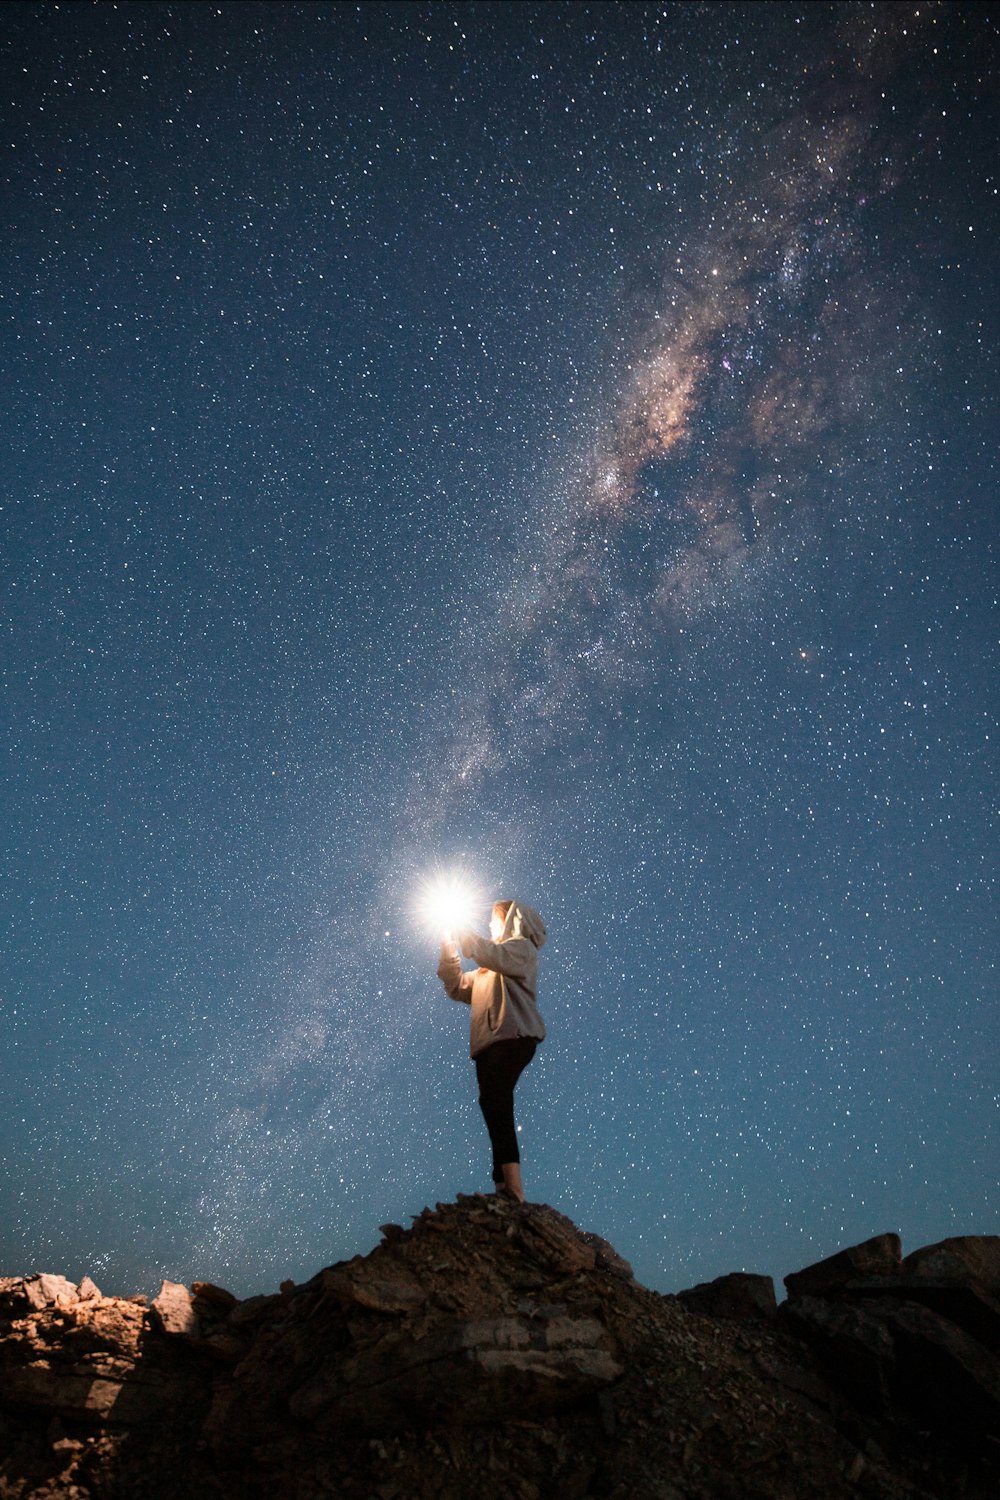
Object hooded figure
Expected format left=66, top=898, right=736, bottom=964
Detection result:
left=437, top=899, right=546, bottom=1202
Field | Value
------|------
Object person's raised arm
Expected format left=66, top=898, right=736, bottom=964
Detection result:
left=437, top=940, right=473, bottom=1004
left=456, top=929, right=532, bottom=979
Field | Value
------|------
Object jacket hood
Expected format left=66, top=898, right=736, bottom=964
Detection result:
left=501, top=900, right=547, bottom=950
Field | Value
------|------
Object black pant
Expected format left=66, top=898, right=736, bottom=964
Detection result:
left=475, top=1037, right=537, bottom=1182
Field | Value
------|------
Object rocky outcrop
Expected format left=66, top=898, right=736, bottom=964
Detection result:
left=1, top=1202, right=998, bottom=1498
left=0, top=1269, right=214, bottom=1497
left=780, top=1230, right=1000, bottom=1465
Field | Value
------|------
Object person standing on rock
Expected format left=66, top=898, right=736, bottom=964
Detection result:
left=437, top=899, right=546, bottom=1203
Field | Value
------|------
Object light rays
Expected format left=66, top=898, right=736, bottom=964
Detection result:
left=413, top=866, right=488, bottom=942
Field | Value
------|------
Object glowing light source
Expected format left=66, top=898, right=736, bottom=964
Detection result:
left=415, top=869, right=484, bottom=941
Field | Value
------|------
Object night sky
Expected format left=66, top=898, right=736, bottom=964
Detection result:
left=2, top=2, right=997, bottom=1302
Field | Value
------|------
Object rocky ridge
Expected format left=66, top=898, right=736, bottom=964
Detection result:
left=1, top=1198, right=998, bottom=1498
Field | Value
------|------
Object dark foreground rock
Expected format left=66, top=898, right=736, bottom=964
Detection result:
left=1, top=1202, right=998, bottom=1499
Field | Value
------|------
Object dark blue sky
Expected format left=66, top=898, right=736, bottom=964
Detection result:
left=2, top=1, right=997, bottom=1299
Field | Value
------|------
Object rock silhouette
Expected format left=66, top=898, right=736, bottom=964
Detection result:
left=1, top=1199, right=998, bottom=1498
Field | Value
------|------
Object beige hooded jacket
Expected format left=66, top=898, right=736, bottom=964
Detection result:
left=436, top=900, right=547, bottom=1059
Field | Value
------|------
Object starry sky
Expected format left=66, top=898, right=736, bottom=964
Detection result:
left=2, top=1, right=997, bottom=1302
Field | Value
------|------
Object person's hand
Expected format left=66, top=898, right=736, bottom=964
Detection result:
left=436, top=940, right=457, bottom=982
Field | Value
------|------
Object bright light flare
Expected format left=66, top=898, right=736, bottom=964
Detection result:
left=415, top=868, right=484, bottom=941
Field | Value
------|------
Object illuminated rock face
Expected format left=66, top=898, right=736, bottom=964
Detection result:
left=2, top=1210, right=999, bottom=1499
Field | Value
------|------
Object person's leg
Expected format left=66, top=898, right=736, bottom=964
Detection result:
left=474, top=1045, right=510, bottom=1185
left=474, top=1039, right=537, bottom=1199
left=500, top=1161, right=524, bottom=1200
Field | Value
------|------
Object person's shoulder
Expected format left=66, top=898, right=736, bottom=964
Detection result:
left=504, top=935, right=539, bottom=961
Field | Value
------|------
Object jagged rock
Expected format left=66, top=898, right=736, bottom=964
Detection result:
left=151, top=1280, right=200, bottom=1339
left=227, top=1292, right=281, bottom=1328
left=23, top=1274, right=80, bottom=1312
left=902, top=1233, right=1000, bottom=1289
left=0, top=1277, right=27, bottom=1317
left=678, top=1271, right=777, bottom=1320
left=512, top=1205, right=599, bottom=1276
left=783, top=1232, right=902, bottom=1300
left=3, top=1213, right=999, bottom=1500
left=191, top=1282, right=238, bottom=1316
left=578, top=1231, right=634, bottom=1280
left=784, top=1233, right=1000, bottom=1361
left=0, top=1267, right=219, bottom=1500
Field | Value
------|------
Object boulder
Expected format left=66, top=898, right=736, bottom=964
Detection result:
left=22, top=1274, right=79, bottom=1312
left=902, top=1235, right=1000, bottom=1291
left=783, top=1233, right=902, bottom=1301
left=191, top=1282, right=238, bottom=1316
left=151, top=1280, right=200, bottom=1339
left=678, top=1271, right=777, bottom=1320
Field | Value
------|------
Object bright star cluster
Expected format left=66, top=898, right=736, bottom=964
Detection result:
left=1, top=3, right=996, bottom=1300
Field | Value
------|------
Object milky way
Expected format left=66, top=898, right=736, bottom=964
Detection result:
left=420, top=7, right=936, bottom=805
